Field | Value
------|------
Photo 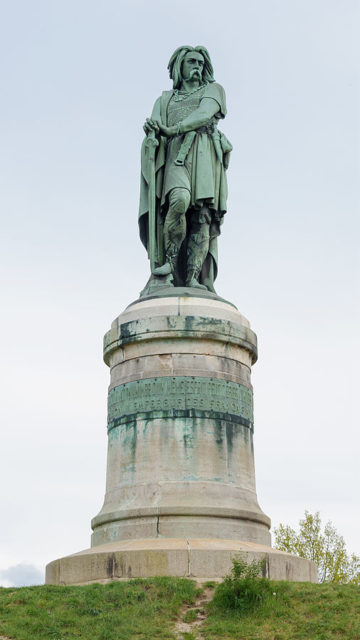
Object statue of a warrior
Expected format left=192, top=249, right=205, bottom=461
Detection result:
left=139, top=46, right=232, bottom=294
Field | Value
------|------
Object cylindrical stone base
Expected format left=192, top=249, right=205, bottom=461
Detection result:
left=46, top=538, right=318, bottom=585
left=91, top=295, right=270, bottom=547
left=46, top=292, right=318, bottom=584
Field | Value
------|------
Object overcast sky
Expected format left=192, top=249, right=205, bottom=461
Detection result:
left=0, top=0, right=359, bottom=587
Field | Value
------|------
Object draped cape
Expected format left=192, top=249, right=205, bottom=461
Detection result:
left=139, top=82, right=231, bottom=284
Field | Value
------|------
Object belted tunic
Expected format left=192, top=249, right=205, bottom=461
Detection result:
left=139, top=82, right=232, bottom=280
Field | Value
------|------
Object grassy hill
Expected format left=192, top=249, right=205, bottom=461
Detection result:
left=0, top=577, right=359, bottom=640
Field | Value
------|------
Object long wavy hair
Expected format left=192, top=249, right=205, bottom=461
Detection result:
left=168, top=46, right=215, bottom=89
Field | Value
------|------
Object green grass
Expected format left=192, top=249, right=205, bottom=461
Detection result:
left=204, top=580, right=360, bottom=640
left=0, top=578, right=359, bottom=640
left=0, top=577, right=197, bottom=640
left=183, top=608, right=199, bottom=623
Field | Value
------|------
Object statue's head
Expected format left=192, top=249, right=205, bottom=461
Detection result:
left=168, top=46, right=215, bottom=89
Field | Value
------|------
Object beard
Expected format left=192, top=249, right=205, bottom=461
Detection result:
left=190, top=69, right=202, bottom=80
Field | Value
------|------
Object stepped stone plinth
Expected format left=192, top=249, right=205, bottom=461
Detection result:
left=46, top=292, right=317, bottom=584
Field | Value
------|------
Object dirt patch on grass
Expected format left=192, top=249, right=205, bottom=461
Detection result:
left=174, top=586, right=215, bottom=640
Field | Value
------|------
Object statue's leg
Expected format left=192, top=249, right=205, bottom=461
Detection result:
left=186, top=207, right=210, bottom=289
left=153, top=188, right=190, bottom=279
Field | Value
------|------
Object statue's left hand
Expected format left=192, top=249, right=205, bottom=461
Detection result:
left=155, top=121, right=177, bottom=137
left=144, top=119, right=177, bottom=138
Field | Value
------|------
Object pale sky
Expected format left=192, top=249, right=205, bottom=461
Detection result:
left=0, top=0, right=359, bottom=586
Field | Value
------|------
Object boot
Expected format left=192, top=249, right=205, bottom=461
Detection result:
left=186, top=220, right=210, bottom=290
left=186, top=267, right=207, bottom=289
left=152, top=262, right=172, bottom=276
left=152, top=243, right=178, bottom=280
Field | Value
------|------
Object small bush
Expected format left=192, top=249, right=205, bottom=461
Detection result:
left=210, top=555, right=273, bottom=613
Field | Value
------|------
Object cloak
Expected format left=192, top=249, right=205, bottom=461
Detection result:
left=139, top=82, right=232, bottom=285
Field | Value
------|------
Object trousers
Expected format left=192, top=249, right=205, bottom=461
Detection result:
left=164, top=188, right=210, bottom=279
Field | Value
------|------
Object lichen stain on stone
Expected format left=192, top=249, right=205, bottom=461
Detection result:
left=142, top=416, right=152, bottom=435
left=119, top=321, right=133, bottom=341
left=146, top=550, right=169, bottom=573
left=166, top=316, right=178, bottom=328
left=183, top=314, right=224, bottom=333
left=191, top=315, right=224, bottom=328
left=184, top=315, right=195, bottom=332
left=183, top=432, right=194, bottom=448
left=182, top=417, right=197, bottom=445
left=159, top=419, right=172, bottom=446
left=122, top=419, right=137, bottom=470
left=240, top=424, right=249, bottom=443
left=214, top=418, right=223, bottom=446
left=108, top=427, right=120, bottom=444
left=106, top=553, right=117, bottom=578
left=225, top=421, right=236, bottom=451
left=116, top=553, right=126, bottom=578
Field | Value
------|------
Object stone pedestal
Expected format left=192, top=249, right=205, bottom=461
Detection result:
left=46, top=292, right=317, bottom=584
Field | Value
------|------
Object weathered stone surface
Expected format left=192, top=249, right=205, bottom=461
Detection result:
left=92, top=296, right=270, bottom=547
left=46, top=538, right=318, bottom=585
left=109, top=352, right=252, bottom=387
left=46, top=295, right=318, bottom=584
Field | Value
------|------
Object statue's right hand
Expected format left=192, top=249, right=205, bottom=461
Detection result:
left=143, top=118, right=160, bottom=135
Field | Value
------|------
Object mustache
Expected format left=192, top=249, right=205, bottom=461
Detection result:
left=190, top=69, right=202, bottom=78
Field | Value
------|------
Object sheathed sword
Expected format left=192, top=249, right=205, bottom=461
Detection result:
left=145, top=129, right=159, bottom=272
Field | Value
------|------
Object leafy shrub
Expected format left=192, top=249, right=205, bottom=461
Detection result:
left=274, top=510, right=360, bottom=584
left=210, top=555, right=273, bottom=613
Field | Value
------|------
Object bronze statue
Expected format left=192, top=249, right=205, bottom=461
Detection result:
left=139, top=46, right=232, bottom=294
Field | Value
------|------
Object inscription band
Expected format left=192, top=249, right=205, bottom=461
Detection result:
left=108, top=376, right=253, bottom=431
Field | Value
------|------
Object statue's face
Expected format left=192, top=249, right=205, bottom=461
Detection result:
left=181, top=51, right=204, bottom=82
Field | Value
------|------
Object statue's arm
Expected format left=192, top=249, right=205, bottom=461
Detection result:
left=156, top=97, right=220, bottom=137
left=177, top=98, right=220, bottom=133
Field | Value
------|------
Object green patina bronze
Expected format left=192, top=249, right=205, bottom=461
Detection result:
left=139, top=46, right=232, bottom=296
left=107, top=376, right=253, bottom=431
